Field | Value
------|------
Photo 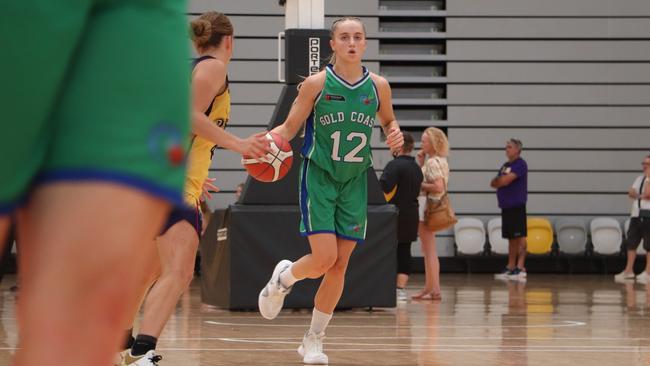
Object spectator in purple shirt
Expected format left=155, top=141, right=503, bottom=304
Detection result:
left=491, top=138, right=528, bottom=280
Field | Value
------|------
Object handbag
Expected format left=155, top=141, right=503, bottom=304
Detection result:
left=424, top=194, right=457, bottom=232
left=424, top=170, right=457, bottom=232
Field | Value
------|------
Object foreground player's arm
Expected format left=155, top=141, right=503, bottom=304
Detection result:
left=372, top=74, right=403, bottom=153
left=192, top=60, right=269, bottom=157
left=272, top=73, right=324, bottom=141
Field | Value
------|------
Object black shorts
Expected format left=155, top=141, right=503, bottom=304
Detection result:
left=501, top=205, right=527, bottom=239
left=625, top=217, right=650, bottom=251
left=162, top=203, right=203, bottom=237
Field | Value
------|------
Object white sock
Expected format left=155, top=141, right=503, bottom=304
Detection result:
left=279, top=264, right=299, bottom=288
left=308, top=308, right=333, bottom=335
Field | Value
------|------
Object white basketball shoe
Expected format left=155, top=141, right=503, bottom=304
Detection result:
left=258, top=259, right=293, bottom=320
left=298, top=331, right=328, bottom=365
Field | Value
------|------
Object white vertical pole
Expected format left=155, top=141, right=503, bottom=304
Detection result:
left=284, top=0, right=324, bottom=29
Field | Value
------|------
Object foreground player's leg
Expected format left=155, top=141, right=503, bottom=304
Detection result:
left=14, top=183, right=170, bottom=366
left=11, top=0, right=189, bottom=364
left=125, top=221, right=199, bottom=365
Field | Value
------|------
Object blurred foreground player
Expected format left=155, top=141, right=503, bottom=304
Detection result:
left=1, top=1, right=190, bottom=365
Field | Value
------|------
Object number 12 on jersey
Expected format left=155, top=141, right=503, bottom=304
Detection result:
left=330, top=131, right=367, bottom=163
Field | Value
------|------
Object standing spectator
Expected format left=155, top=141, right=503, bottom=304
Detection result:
left=379, top=132, right=423, bottom=302
left=412, top=127, right=450, bottom=301
left=615, top=155, right=650, bottom=282
left=491, top=138, right=528, bottom=280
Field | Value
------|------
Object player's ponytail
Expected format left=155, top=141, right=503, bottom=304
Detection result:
left=190, top=12, right=234, bottom=50
left=328, top=53, right=337, bottom=66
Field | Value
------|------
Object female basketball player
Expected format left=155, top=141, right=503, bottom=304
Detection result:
left=258, top=17, right=404, bottom=364
left=120, top=12, right=270, bottom=365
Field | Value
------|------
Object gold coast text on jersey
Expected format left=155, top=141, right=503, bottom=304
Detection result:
left=318, top=112, right=375, bottom=128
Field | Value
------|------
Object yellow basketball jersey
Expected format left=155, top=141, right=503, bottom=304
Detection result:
left=184, top=80, right=230, bottom=205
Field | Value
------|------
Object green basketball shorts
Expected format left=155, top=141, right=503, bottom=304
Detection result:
left=0, top=0, right=190, bottom=214
left=299, top=158, right=368, bottom=242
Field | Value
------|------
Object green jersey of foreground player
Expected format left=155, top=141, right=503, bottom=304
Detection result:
left=258, top=17, right=404, bottom=365
left=1, top=1, right=189, bottom=365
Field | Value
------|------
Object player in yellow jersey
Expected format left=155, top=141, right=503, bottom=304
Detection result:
left=118, top=12, right=270, bottom=365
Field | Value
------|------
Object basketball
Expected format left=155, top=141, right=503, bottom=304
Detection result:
left=242, top=131, right=293, bottom=182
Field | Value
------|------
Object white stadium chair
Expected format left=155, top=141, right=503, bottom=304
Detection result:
left=487, top=217, right=509, bottom=255
left=590, top=217, right=623, bottom=255
left=556, top=218, right=588, bottom=255
left=454, top=218, right=486, bottom=255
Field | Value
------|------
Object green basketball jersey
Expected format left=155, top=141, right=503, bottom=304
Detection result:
left=301, top=64, right=379, bottom=182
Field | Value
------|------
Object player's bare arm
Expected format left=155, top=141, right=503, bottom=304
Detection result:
left=272, top=71, right=326, bottom=141
left=192, top=59, right=269, bottom=157
left=371, top=73, right=403, bottom=153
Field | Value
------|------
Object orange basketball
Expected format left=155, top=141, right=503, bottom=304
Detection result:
left=242, top=131, right=293, bottom=182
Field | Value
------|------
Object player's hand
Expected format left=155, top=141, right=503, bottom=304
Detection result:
left=629, top=187, right=639, bottom=199
left=200, top=177, right=220, bottom=201
left=239, top=131, right=271, bottom=158
left=271, top=125, right=291, bottom=142
left=416, top=149, right=426, bottom=166
left=385, top=127, right=404, bottom=154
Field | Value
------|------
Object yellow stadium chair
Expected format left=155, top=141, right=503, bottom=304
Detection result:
left=527, top=217, right=554, bottom=255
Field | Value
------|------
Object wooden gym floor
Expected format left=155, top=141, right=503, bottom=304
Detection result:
left=1, top=273, right=650, bottom=365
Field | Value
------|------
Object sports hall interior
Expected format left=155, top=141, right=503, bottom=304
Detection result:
left=2, top=0, right=650, bottom=365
